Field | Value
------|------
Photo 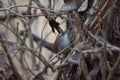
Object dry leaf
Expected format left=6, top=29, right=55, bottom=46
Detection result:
left=78, top=0, right=88, bottom=12
left=61, top=0, right=85, bottom=11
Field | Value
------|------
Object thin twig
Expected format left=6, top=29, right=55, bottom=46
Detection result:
left=107, top=52, right=120, bottom=80
left=0, top=33, right=23, bottom=80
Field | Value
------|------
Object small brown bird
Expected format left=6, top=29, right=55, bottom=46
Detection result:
left=19, top=29, right=70, bottom=55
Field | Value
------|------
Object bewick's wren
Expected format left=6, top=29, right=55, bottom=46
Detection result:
left=19, top=30, right=71, bottom=54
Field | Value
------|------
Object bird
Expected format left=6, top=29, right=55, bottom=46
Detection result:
left=19, top=30, right=70, bottom=54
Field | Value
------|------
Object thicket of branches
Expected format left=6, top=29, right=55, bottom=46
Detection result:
left=0, top=0, right=120, bottom=80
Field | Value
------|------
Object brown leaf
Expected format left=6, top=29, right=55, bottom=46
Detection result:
left=78, top=0, right=88, bottom=12
left=68, top=53, right=81, bottom=64
left=88, top=60, right=100, bottom=79
left=61, top=0, right=85, bottom=11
